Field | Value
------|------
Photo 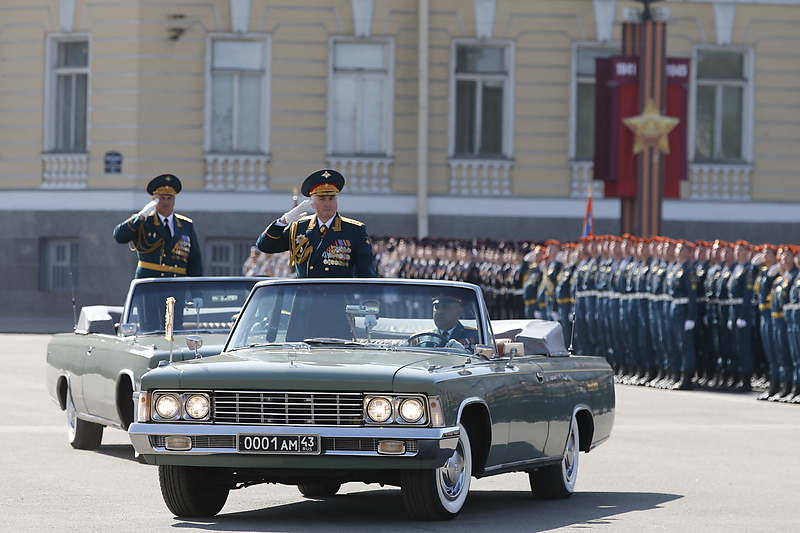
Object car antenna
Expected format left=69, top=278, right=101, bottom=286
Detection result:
left=568, top=312, right=576, bottom=355
left=70, top=270, right=78, bottom=331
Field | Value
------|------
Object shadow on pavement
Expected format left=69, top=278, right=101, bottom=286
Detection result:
left=95, top=443, right=141, bottom=463
left=168, top=487, right=681, bottom=531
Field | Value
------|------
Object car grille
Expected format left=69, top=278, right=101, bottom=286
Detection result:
left=213, top=391, right=365, bottom=426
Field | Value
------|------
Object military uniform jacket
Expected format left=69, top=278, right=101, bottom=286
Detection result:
left=257, top=213, right=376, bottom=278
left=727, top=262, right=755, bottom=325
left=113, top=212, right=203, bottom=278
left=755, top=264, right=779, bottom=314
left=420, top=323, right=479, bottom=348
left=667, top=260, right=698, bottom=321
left=770, top=268, right=797, bottom=319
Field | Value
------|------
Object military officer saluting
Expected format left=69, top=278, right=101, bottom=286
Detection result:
left=257, top=169, right=375, bottom=278
left=113, top=173, right=203, bottom=278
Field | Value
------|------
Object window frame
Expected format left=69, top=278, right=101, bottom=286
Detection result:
left=569, top=42, right=620, bottom=162
left=43, top=34, right=91, bottom=154
left=206, top=238, right=255, bottom=276
left=204, top=34, right=271, bottom=155
left=326, top=37, right=395, bottom=157
left=40, top=238, right=79, bottom=291
left=689, top=46, right=753, bottom=164
left=449, top=39, right=515, bottom=160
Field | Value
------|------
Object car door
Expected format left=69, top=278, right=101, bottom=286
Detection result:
left=81, top=334, right=120, bottom=422
left=501, top=353, right=551, bottom=463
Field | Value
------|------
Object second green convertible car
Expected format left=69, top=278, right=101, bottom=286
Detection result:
left=129, top=278, right=615, bottom=521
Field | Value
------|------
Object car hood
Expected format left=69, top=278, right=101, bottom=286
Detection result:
left=140, top=346, right=465, bottom=392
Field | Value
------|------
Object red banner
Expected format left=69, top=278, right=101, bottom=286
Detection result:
left=664, top=58, right=690, bottom=198
left=595, top=56, right=689, bottom=199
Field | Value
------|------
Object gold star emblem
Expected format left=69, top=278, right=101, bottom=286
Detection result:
left=322, top=171, right=331, bottom=178
left=623, top=99, right=680, bottom=154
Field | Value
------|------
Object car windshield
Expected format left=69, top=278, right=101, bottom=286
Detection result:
left=125, top=279, right=258, bottom=335
left=228, top=281, right=486, bottom=353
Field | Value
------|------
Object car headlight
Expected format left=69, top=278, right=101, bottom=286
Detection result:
left=154, top=394, right=180, bottom=419
left=185, top=394, right=210, bottom=419
left=366, top=397, right=392, bottom=423
left=398, top=398, right=424, bottom=423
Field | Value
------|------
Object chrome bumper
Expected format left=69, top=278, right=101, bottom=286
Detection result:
left=129, top=423, right=460, bottom=469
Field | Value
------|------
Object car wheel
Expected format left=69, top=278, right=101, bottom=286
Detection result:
left=529, top=417, right=579, bottom=499
left=401, top=423, right=472, bottom=521
left=65, top=385, right=103, bottom=450
left=158, top=465, right=230, bottom=517
left=297, top=483, right=342, bottom=498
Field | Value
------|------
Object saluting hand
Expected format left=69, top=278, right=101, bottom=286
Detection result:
left=280, top=199, right=312, bottom=225
left=136, top=198, right=159, bottom=220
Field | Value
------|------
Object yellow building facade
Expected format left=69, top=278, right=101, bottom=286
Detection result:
left=0, top=0, right=798, bottom=314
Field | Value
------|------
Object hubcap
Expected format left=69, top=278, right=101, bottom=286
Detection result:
left=439, top=442, right=466, bottom=500
left=563, top=426, right=577, bottom=481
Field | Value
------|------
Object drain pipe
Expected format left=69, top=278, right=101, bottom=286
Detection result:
left=417, top=0, right=430, bottom=238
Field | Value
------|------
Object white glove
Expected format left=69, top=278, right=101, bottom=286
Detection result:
left=727, top=319, right=733, bottom=330
left=736, top=318, right=747, bottom=329
left=136, top=199, right=159, bottom=220
left=445, top=338, right=465, bottom=350
left=684, top=320, right=695, bottom=331
left=533, top=311, right=542, bottom=319
left=568, top=312, right=574, bottom=322
left=281, top=199, right=312, bottom=225
left=364, top=314, right=377, bottom=330
left=551, top=311, right=560, bottom=321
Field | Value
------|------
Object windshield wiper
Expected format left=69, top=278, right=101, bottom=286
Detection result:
left=303, top=338, right=366, bottom=346
left=230, top=342, right=285, bottom=350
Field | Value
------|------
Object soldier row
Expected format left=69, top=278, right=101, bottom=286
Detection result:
left=523, top=234, right=800, bottom=403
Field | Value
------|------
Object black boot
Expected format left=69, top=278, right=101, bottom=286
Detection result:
left=734, top=373, right=752, bottom=392
left=769, top=382, right=792, bottom=401
left=673, top=371, right=694, bottom=391
left=757, top=382, right=779, bottom=401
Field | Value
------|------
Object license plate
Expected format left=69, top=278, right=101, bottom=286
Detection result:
left=237, top=434, right=320, bottom=454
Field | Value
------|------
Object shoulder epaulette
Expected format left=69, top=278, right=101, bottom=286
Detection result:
left=339, top=216, right=365, bottom=227
left=175, top=213, right=193, bottom=223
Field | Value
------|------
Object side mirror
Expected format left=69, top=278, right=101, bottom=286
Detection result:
left=119, top=323, right=139, bottom=337
left=186, top=335, right=202, bottom=359
left=186, top=335, right=202, bottom=351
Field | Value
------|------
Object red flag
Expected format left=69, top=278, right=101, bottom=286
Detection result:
left=582, top=194, right=594, bottom=238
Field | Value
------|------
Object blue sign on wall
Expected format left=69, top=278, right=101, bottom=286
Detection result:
left=104, top=151, right=122, bottom=173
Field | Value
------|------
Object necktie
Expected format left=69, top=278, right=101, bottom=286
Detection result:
left=442, top=330, right=450, bottom=340
left=164, top=218, right=172, bottom=238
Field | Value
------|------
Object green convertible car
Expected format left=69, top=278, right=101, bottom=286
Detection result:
left=128, top=278, right=615, bottom=521
left=46, top=277, right=258, bottom=449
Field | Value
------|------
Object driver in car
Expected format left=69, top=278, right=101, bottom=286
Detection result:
left=409, top=294, right=478, bottom=349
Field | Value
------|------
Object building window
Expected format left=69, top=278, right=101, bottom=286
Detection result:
left=207, top=239, right=253, bottom=276
left=209, top=39, right=267, bottom=153
left=329, top=41, right=392, bottom=156
left=53, top=41, right=89, bottom=152
left=694, top=51, right=746, bottom=162
left=40, top=239, right=79, bottom=291
left=572, top=46, right=617, bottom=161
left=453, top=44, right=509, bottom=158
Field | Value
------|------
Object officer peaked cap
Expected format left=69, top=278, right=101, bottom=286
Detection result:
left=147, top=174, right=182, bottom=195
left=301, top=169, right=345, bottom=197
